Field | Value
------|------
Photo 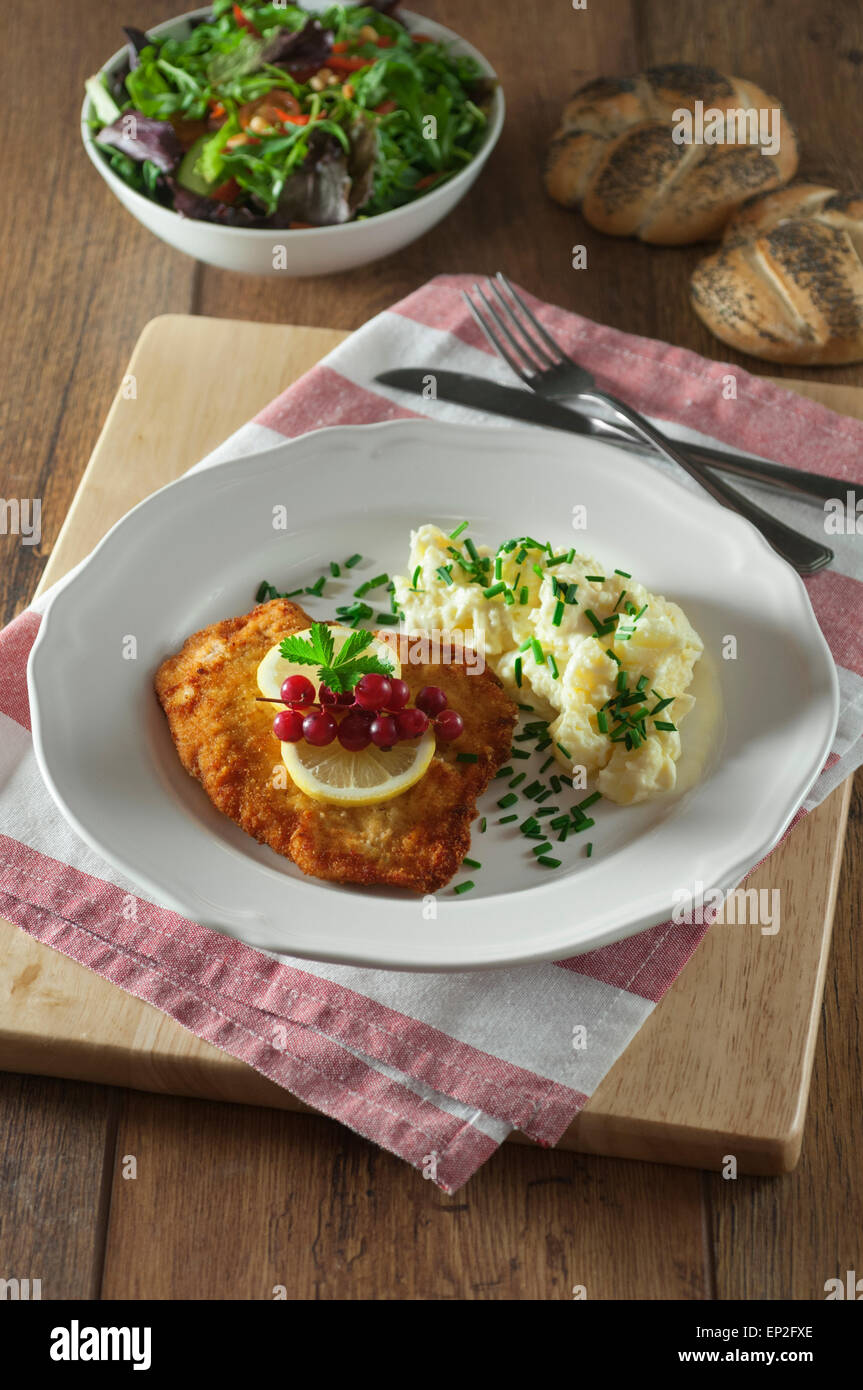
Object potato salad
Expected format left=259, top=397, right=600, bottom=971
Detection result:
left=393, top=523, right=704, bottom=805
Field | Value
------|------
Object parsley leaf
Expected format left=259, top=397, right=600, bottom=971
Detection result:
left=279, top=621, right=393, bottom=694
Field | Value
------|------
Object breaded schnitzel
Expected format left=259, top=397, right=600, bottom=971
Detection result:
left=154, top=599, right=516, bottom=893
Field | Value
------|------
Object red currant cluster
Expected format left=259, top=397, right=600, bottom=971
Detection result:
left=271, top=673, right=464, bottom=752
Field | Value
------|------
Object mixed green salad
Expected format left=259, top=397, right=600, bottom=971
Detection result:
left=85, top=1, right=494, bottom=227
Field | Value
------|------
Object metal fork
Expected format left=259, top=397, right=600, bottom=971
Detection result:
left=463, top=273, right=833, bottom=575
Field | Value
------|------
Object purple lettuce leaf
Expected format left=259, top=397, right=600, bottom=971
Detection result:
left=122, top=27, right=151, bottom=70
left=169, top=181, right=267, bottom=226
left=271, top=118, right=378, bottom=227
left=273, top=132, right=352, bottom=226
left=96, top=112, right=183, bottom=173
left=262, top=18, right=334, bottom=72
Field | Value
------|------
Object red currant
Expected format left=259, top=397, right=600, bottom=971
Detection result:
left=281, top=674, right=315, bottom=707
left=435, top=709, right=464, bottom=741
left=395, top=707, right=429, bottom=739
left=416, top=685, right=447, bottom=716
left=384, top=677, right=410, bottom=712
left=318, top=684, right=337, bottom=706
left=273, top=709, right=304, bottom=742
left=369, top=715, right=398, bottom=749
left=338, top=711, right=372, bottom=752
left=355, top=673, right=392, bottom=711
left=302, top=710, right=337, bottom=746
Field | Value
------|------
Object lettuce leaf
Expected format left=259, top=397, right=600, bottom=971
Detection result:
left=95, top=112, right=183, bottom=173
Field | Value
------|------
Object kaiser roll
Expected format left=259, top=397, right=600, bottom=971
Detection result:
left=690, top=183, right=863, bottom=364
left=545, top=64, right=798, bottom=244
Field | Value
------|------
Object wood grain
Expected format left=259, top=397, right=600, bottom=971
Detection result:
left=0, top=313, right=852, bottom=1178
left=1, top=0, right=860, bottom=1303
left=101, top=1092, right=707, bottom=1300
left=0, top=1073, right=119, bottom=1299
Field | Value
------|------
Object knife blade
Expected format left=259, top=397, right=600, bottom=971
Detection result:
left=375, top=367, right=854, bottom=506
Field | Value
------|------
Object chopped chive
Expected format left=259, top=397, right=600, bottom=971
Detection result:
left=515, top=546, right=528, bottom=563
left=498, top=814, right=517, bottom=824
left=556, top=742, right=572, bottom=759
left=537, top=856, right=562, bottom=868
left=517, top=702, right=535, bottom=711
left=540, top=756, right=554, bottom=774
left=411, top=564, right=422, bottom=589
left=463, top=857, right=481, bottom=870
left=449, top=520, right=469, bottom=539
left=345, top=553, right=362, bottom=568
left=504, top=589, right=515, bottom=607
left=585, top=575, right=605, bottom=584
left=552, top=600, right=565, bottom=627
left=518, top=638, right=532, bottom=653
left=495, top=766, right=514, bottom=778
left=605, top=648, right=621, bottom=666
left=464, top=537, right=481, bottom=564
left=550, top=775, right=561, bottom=794
left=494, top=556, right=502, bottom=580
left=519, top=586, right=529, bottom=605
left=616, top=670, right=627, bottom=692
left=520, top=816, right=540, bottom=834
left=557, top=825, right=570, bottom=843
left=655, top=720, right=677, bottom=731
left=536, top=805, right=560, bottom=816
left=511, top=748, right=530, bottom=760
left=305, top=576, right=326, bottom=597
left=577, top=792, right=601, bottom=811
left=548, top=653, right=559, bottom=680
left=612, top=590, right=626, bottom=613
left=532, top=842, right=553, bottom=857
left=255, top=580, right=270, bottom=602
left=530, top=637, right=545, bottom=665
left=509, top=772, right=526, bottom=789
left=523, top=781, right=543, bottom=799
left=454, top=880, right=475, bottom=895
left=614, top=568, right=631, bottom=578
left=457, top=752, right=479, bottom=763
left=514, top=657, right=522, bottom=688
left=483, top=581, right=506, bottom=599
left=479, top=817, right=487, bottom=832
left=650, top=697, right=674, bottom=714
left=597, top=710, right=609, bottom=733
left=436, top=565, right=454, bottom=586
left=375, top=612, right=399, bottom=625
left=585, top=842, right=593, bottom=858
left=534, top=789, right=553, bottom=804
left=573, top=817, right=595, bottom=833
left=498, top=792, right=518, bottom=809
left=584, top=609, right=604, bottom=634
left=636, top=674, right=648, bottom=692
left=535, top=737, right=552, bottom=752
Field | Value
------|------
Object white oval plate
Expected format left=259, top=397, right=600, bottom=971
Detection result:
left=28, top=421, right=838, bottom=971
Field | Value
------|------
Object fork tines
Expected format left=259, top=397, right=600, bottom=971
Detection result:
left=463, top=272, right=567, bottom=382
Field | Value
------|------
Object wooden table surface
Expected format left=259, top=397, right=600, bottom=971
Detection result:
left=2, top=0, right=861, bottom=1300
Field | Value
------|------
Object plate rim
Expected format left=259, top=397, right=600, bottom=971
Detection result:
left=28, top=417, right=840, bottom=970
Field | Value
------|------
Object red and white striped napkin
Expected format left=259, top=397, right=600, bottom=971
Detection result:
left=1, top=275, right=861, bottom=1191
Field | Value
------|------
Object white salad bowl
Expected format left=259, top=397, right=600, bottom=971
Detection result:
left=80, top=5, right=505, bottom=276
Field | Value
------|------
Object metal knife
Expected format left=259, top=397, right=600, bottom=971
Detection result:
left=376, top=367, right=855, bottom=506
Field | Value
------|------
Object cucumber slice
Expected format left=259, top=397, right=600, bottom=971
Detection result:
left=176, top=135, right=215, bottom=196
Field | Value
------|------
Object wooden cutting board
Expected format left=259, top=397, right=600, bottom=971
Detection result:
left=0, top=314, right=853, bottom=1173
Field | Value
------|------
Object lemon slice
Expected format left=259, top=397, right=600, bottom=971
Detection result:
left=282, top=728, right=435, bottom=805
left=257, top=623, right=400, bottom=701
